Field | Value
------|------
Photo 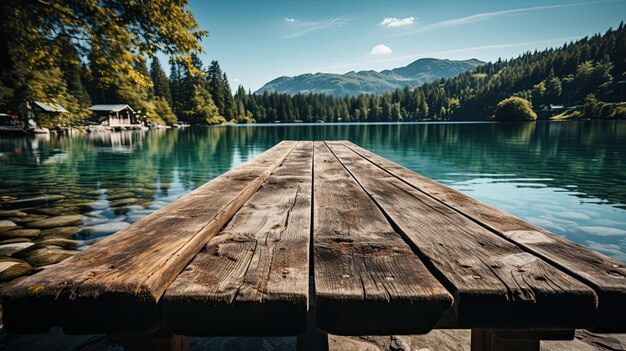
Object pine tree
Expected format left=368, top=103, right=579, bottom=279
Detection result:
left=150, top=57, right=172, bottom=106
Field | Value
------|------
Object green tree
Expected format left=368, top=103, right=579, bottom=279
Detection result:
left=185, top=84, right=224, bottom=125
left=584, top=93, right=599, bottom=118
left=154, top=96, right=177, bottom=125
left=150, top=57, right=172, bottom=105
left=494, top=97, right=538, bottom=122
left=0, top=0, right=206, bottom=115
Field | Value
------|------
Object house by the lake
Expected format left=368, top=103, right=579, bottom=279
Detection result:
left=88, top=104, right=137, bottom=128
left=31, top=101, right=68, bottom=125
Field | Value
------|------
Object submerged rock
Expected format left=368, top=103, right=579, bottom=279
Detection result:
left=0, top=242, right=35, bottom=256
left=39, top=226, right=81, bottom=239
left=0, top=210, right=28, bottom=218
left=81, top=216, right=108, bottom=226
left=35, top=207, right=73, bottom=216
left=9, top=214, right=48, bottom=224
left=35, top=238, right=85, bottom=249
left=0, top=228, right=41, bottom=239
left=26, top=215, right=84, bottom=229
left=0, top=219, right=18, bottom=233
left=0, top=258, right=33, bottom=281
left=578, top=226, right=626, bottom=236
left=109, top=198, right=141, bottom=208
left=0, top=238, right=32, bottom=245
left=24, top=247, right=78, bottom=267
left=5, top=195, right=65, bottom=208
left=83, top=222, right=130, bottom=236
left=107, top=192, right=137, bottom=201
left=89, top=200, right=109, bottom=210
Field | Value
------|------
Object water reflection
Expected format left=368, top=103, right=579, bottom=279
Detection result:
left=0, top=121, right=624, bottom=277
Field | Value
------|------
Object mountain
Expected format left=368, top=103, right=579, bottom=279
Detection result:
left=255, top=58, right=485, bottom=97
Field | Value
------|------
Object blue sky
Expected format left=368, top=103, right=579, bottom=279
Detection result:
left=179, top=0, right=626, bottom=91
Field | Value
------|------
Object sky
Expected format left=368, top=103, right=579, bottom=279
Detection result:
left=177, top=0, right=626, bottom=92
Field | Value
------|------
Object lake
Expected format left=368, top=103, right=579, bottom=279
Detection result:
left=0, top=121, right=625, bottom=279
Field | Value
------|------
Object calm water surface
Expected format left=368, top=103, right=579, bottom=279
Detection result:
left=1, top=121, right=625, bottom=268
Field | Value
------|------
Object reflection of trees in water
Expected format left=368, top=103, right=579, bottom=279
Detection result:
left=0, top=122, right=624, bottom=211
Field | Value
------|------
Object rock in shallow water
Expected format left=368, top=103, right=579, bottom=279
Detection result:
left=0, top=237, right=32, bottom=245
left=578, top=226, right=626, bottom=236
left=0, top=228, right=41, bottom=239
left=0, top=210, right=28, bottom=218
left=0, top=219, right=18, bottom=232
left=106, top=192, right=137, bottom=201
left=24, top=247, right=78, bottom=267
left=39, top=226, right=81, bottom=238
left=109, top=198, right=141, bottom=208
left=35, top=207, right=73, bottom=216
left=0, top=242, right=35, bottom=256
left=89, top=200, right=109, bottom=210
left=4, top=194, right=65, bottom=208
left=35, top=238, right=85, bottom=249
left=25, top=215, right=84, bottom=229
left=81, top=216, right=109, bottom=226
left=82, top=222, right=130, bottom=236
left=0, top=258, right=33, bottom=281
left=9, top=214, right=48, bottom=224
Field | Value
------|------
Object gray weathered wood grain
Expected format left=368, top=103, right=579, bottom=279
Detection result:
left=164, top=141, right=312, bottom=336
left=313, top=141, right=452, bottom=335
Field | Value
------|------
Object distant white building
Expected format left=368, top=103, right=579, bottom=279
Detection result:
left=549, top=104, right=565, bottom=111
left=88, top=104, right=136, bottom=126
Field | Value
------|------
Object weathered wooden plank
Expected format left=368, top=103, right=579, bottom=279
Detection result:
left=4, top=141, right=298, bottom=334
left=341, top=140, right=626, bottom=332
left=313, top=141, right=452, bottom=335
left=164, top=141, right=312, bottom=336
left=326, top=141, right=597, bottom=329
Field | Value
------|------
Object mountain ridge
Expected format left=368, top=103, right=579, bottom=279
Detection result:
left=255, top=58, right=485, bottom=97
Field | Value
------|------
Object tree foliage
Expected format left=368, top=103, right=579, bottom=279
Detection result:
left=494, top=97, right=537, bottom=121
left=0, top=0, right=205, bottom=124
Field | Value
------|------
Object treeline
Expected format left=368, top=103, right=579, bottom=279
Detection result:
left=234, top=23, right=626, bottom=122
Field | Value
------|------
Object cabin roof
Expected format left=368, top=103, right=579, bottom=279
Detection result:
left=33, top=101, right=68, bottom=113
left=88, top=104, right=135, bottom=113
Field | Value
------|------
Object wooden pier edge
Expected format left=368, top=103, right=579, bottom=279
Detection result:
left=340, top=140, right=626, bottom=331
left=4, top=141, right=298, bottom=333
left=1, top=140, right=625, bottom=350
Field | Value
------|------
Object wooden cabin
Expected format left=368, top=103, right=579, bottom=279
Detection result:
left=88, top=104, right=136, bottom=127
left=31, top=101, right=68, bottom=123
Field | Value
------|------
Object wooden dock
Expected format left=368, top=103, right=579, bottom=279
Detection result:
left=4, top=141, right=626, bottom=351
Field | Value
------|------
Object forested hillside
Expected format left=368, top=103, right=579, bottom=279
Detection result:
left=234, top=24, right=626, bottom=122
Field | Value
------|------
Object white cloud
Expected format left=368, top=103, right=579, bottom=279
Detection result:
left=370, top=44, right=392, bottom=55
left=392, top=0, right=622, bottom=36
left=380, top=16, right=416, bottom=27
left=283, top=17, right=348, bottom=39
left=313, top=36, right=578, bottom=72
left=285, top=18, right=296, bottom=23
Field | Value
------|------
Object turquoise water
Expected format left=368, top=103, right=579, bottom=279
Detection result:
left=0, top=121, right=625, bottom=267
